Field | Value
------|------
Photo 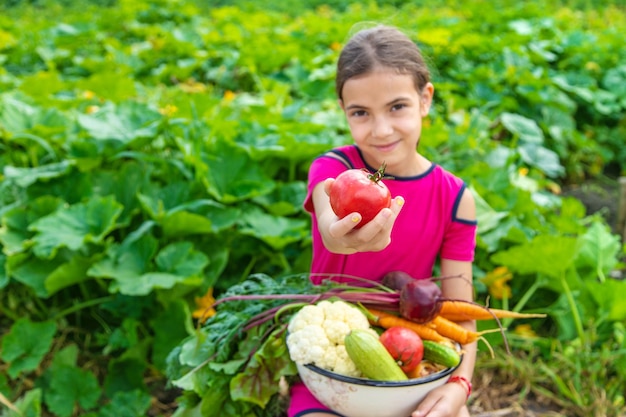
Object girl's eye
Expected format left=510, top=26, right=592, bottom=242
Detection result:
left=351, top=110, right=367, bottom=117
left=391, top=103, right=407, bottom=111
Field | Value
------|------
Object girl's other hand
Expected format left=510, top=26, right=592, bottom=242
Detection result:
left=411, top=381, right=470, bottom=417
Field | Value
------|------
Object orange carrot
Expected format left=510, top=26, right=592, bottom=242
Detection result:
left=438, top=300, right=547, bottom=322
left=366, top=308, right=449, bottom=343
left=427, top=316, right=485, bottom=345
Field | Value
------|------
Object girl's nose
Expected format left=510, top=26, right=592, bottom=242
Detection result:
left=372, top=116, right=393, bottom=138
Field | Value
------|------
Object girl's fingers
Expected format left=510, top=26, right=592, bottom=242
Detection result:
left=328, top=212, right=362, bottom=238
left=391, top=196, right=405, bottom=214
left=323, top=178, right=335, bottom=195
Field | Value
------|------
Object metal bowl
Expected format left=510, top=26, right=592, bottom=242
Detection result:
left=296, top=358, right=460, bottom=417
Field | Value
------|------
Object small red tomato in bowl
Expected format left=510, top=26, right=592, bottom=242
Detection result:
left=379, top=326, right=424, bottom=374
left=329, top=164, right=392, bottom=228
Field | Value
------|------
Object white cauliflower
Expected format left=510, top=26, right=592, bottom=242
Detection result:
left=286, top=300, right=376, bottom=377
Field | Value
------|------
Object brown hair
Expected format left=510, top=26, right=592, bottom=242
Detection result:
left=335, top=25, right=431, bottom=100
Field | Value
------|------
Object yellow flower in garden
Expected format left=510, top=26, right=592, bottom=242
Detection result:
left=223, top=90, right=236, bottom=101
left=83, top=90, right=95, bottom=100
left=518, top=167, right=529, bottom=177
left=86, top=105, right=100, bottom=114
left=330, top=41, right=342, bottom=51
left=480, top=266, right=513, bottom=300
left=512, top=324, right=537, bottom=338
left=192, top=288, right=216, bottom=323
left=159, top=104, right=178, bottom=116
left=585, top=61, right=600, bottom=72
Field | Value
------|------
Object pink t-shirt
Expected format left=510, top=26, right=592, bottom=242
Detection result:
left=304, top=144, right=477, bottom=284
left=289, top=145, right=477, bottom=417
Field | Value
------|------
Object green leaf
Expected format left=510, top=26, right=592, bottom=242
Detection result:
left=197, top=378, right=232, bottom=417
left=0, top=319, right=56, bottom=378
left=45, top=254, right=95, bottom=295
left=103, top=357, right=147, bottom=397
left=89, top=236, right=207, bottom=296
left=203, top=143, right=275, bottom=203
left=177, top=332, right=214, bottom=369
left=252, top=181, right=307, bottom=216
left=162, top=211, right=213, bottom=237
left=76, top=101, right=162, bottom=145
left=44, top=365, right=101, bottom=417
left=500, top=112, right=544, bottom=144
left=491, top=234, right=578, bottom=279
left=9, top=254, right=64, bottom=297
left=19, top=70, right=64, bottom=100
left=3, top=161, right=74, bottom=188
left=575, top=220, right=621, bottom=282
left=103, top=318, right=141, bottom=355
left=602, top=65, right=626, bottom=97
left=90, top=162, right=151, bottom=224
left=230, top=328, right=296, bottom=407
left=517, top=143, right=564, bottom=178
left=29, top=195, right=123, bottom=259
left=473, top=189, right=509, bottom=234
left=552, top=74, right=596, bottom=102
left=585, top=279, right=626, bottom=321
left=50, top=344, right=79, bottom=367
left=238, top=205, right=307, bottom=250
left=0, top=388, right=42, bottom=417
left=149, top=300, right=191, bottom=371
left=88, top=233, right=157, bottom=283
left=155, top=241, right=209, bottom=278
left=0, top=196, right=64, bottom=256
left=0, top=95, right=65, bottom=135
left=96, top=390, right=151, bottom=417
left=0, top=253, right=7, bottom=289
left=75, top=72, right=137, bottom=102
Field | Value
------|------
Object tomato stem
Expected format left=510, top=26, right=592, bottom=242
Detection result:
left=367, top=162, right=394, bottom=184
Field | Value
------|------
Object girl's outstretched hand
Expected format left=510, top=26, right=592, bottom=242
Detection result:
left=317, top=178, right=404, bottom=254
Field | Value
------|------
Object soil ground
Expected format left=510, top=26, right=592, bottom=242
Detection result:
left=469, top=369, right=567, bottom=417
left=562, top=177, right=623, bottom=237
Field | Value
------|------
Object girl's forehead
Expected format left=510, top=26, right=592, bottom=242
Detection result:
left=341, top=72, right=419, bottom=106
left=343, top=71, right=415, bottom=93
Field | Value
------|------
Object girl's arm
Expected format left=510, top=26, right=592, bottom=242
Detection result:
left=413, top=188, right=477, bottom=417
left=439, top=258, right=477, bottom=411
left=311, top=178, right=404, bottom=254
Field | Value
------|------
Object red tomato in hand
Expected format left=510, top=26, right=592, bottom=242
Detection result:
left=329, top=164, right=392, bottom=228
left=379, top=326, right=424, bottom=374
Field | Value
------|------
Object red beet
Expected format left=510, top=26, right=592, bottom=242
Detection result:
left=399, top=279, right=442, bottom=323
left=381, top=271, right=414, bottom=291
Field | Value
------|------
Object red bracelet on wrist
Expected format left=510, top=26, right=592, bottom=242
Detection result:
left=447, top=375, right=472, bottom=400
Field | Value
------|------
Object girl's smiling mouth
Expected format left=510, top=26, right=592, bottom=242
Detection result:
left=374, top=140, right=401, bottom=152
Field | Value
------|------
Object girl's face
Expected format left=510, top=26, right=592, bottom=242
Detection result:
left=339, top=70, right=434, bottom=177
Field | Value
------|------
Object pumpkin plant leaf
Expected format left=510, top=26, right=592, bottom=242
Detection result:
left=28, top=195, right=123, bottom=259
left=0, top=319, right=57, bottom=378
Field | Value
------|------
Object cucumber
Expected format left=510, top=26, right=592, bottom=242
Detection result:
left=422, top=340, right=461, bottom=368
left=344, top=329, right=408, bottom=381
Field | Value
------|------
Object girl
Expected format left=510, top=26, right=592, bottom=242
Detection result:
left=290, top=25, right=477, bottom=417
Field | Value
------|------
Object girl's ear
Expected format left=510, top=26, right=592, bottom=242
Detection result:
left=420, top=82, right=435, bottom=117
